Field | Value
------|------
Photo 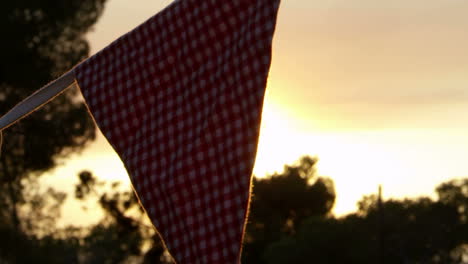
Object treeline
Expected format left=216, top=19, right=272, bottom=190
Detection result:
left=243, top=157, right=468, bottom=264
left=0, top=156, right=466, bottom=263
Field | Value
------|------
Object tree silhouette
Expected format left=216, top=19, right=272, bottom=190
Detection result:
left=75, top=171, right=170, bottom=264
left=261, top=179, right=468, bottom=264
left=0, top=0, right=105, bottom=261
left=242, top=156, right=336, bottom=263
left=436, top=178, right=468, bottom=223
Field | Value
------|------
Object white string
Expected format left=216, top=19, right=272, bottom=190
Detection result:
left=0, top=71, right=76, bottom=131
left=0, top=71, right=76, bottom=158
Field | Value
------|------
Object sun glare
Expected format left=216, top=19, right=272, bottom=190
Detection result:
left=254, top=97, right=309, bottom=177
left=254, top=93, right=426, bottom=215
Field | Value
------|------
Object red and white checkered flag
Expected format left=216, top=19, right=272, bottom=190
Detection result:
left=0, top=0, right=281, bottom=262
left=76, top=0, right=280, bottom=262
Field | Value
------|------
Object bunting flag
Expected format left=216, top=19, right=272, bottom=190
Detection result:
left=0, top=0, right=281, bottom=262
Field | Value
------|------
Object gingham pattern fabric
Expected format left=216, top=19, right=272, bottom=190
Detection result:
left=74, top=0, right=280, bottom=262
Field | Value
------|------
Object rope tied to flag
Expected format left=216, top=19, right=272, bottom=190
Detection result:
left=0, top=70, right=76, bottom=159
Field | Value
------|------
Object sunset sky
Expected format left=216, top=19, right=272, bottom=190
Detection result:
left=43, top=0, right=468, bottom=224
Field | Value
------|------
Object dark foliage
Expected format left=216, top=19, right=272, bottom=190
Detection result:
left=242, top=156, right=336, bottom=264
left=0, top=0, right=104, bottom=262
left=258, top=179, right=468, bottom=264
